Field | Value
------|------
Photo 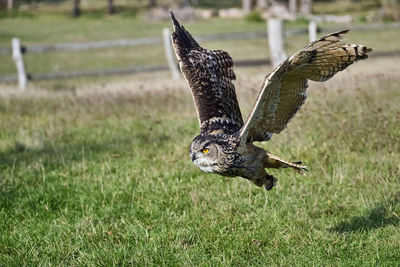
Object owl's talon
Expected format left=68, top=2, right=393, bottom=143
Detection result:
left=264, top=174, right=277, bottom=190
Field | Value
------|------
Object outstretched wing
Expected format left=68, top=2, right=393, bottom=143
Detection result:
left=239, top=30, right=371, bottom=144
left=170, top=11, right=244, bottom=135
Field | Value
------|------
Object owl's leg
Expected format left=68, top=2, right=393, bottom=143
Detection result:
left=264, top=152, right=308, bottom=174
left=264, top=173, right=277, bottom=190
left=252, top=173, right=277, bottom=190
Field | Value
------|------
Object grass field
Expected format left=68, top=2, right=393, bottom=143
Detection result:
left=1, top=54, right=400, bottom=265
left=1, top=8, right=400, bottom=265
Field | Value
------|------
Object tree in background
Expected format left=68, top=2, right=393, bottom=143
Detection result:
left=244, top=0, right=281, bottom=13
left=148, top=0, right=157, bottom=8
left=181, top=0, right=191, bottom=7
left=300, top=0, right=312, bottom=15
left=256, top=0, right=267, bottom=9
left=71, top=0, right=116, bottom=17
left=380, top=0, right=400, bottom=21
left=107, top=0, right=115, bottom=14
left=7, top=0, right=13, bottom=9
left=0, top=0, right=14, bottom=10
left=72, top=0, right=80, bottom=17
left=242, top=0, right=252, bottom=14
left=289, top=0, right=297, bottom=15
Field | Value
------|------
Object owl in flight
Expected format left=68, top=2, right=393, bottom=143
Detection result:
left=170, top=11, right=371, bottom=190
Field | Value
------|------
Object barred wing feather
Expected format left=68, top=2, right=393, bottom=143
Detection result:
left=170, top=11, right=244, bottom=134
left=240, top=30, right=372, bottom=144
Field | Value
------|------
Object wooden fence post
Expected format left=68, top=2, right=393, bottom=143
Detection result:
left=12, top=38, right=27, bottom=90
left=267, top=18, right=287, bottom=68
left=162, top=28, right=180, bottom=80
left=308, top=20, right=317, bottom=42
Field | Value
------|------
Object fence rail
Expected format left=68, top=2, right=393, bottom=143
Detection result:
left=2, top=22, right=399, bottom=55
left=0, top=29, right=308, bottom=55
left=0, top=59, right=274, bottom=82
left=1, top=22, right=400, bottom=86
left=2, top=49, right=398, bottom=83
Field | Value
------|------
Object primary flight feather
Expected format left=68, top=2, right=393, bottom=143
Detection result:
left=170, top=11, right=371, bottom=190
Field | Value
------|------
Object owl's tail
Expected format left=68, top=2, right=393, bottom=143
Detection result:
left=264, top=152, right=308, bottom=175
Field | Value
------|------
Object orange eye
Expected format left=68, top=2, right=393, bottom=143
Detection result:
left=202, top=148, right=209, bottom=154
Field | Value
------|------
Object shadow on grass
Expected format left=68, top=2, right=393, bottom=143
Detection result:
left=0, top=132, right=151, bottom=211
left=330, top=194, right=400, bottom=233
left=0, top=125, right=168, bottom=173
left=0, top=140, right=124, bottom=172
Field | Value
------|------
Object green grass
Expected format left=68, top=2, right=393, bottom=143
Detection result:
left=1, top=7, right=400, bottom=264
left=0, top=54, right=400, bottom=265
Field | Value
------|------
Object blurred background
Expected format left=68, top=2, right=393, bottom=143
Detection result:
left=1, top=0, right=400, bottom=87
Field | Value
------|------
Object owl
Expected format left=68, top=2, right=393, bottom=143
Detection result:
left=170, top=11, right=371, bottom=190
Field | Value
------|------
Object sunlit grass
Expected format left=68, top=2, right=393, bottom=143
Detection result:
left=0, top=55, right=399, bottom=265
left=0, top=5, right=399, bottom=264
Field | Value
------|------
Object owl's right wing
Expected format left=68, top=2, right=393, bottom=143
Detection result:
left=170, top=11, right=244, bottom=135
left=239, top=30, right=371, bottom=144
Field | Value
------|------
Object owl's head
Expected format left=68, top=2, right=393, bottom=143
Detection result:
left=189, top=135, right=225, bottom=173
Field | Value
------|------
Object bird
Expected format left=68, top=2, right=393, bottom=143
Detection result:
left=169, top=11, right=371, bottom=190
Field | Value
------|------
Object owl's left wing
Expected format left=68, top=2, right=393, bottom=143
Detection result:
left=170, top=11, right=244, bottom=135
left=239, top=30, right=371, bottom=144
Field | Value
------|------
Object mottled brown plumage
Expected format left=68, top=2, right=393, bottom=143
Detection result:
left=170, top=11, right=371, bottom=190
left=239, top=30, right=372, bottom=143
left=171, top=13, right=243, bottom=134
